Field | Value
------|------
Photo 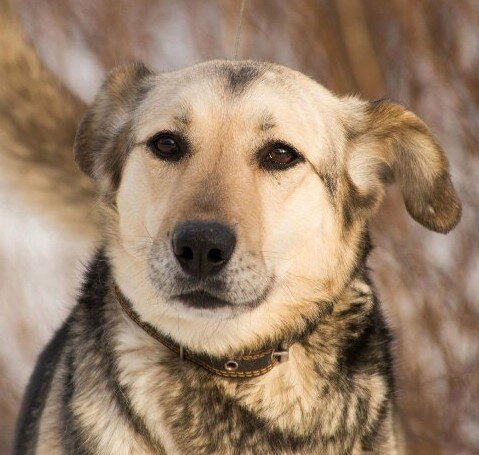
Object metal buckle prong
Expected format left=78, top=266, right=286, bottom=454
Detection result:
left=179, top=345, right=185, bottom=360
left=272, top=348, right=290, bottom=363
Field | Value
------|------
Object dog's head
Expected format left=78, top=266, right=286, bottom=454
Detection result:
left=74, top=60, right=461, bottom=354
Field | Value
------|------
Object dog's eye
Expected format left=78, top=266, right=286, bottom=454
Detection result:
left=260, top=144, right=302, bottom=170
left=148, top=133, right=183, bottom=161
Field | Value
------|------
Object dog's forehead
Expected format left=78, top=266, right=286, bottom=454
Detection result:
left=135, top=60, right=342, bottom=143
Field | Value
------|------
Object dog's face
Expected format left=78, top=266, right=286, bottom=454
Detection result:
left=75, top=61, right=461, bottom=353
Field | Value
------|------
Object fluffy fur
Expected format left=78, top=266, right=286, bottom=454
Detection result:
left=15, top=59, right=460, bottom=454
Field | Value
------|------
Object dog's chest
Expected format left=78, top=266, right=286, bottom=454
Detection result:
left=114, top=325, right=386, bottom=454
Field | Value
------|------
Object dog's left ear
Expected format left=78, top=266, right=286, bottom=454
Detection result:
left=345, top=100, right=461, bottom=233
left=74, top=62, right=152, bottom=189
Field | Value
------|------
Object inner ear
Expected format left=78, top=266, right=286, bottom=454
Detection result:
left=345, top=100, right=461, bottom=233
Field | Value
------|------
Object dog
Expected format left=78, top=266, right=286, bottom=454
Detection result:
left=14, top=59, right=461, bottom=454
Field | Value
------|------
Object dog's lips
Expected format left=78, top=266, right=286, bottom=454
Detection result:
left=174, top=290, right=233, bottom=309
left=172, top=280, right=274, bottom=311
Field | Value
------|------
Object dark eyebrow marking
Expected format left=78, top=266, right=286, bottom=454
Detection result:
left=259, top=113, right=276, bottom=132
left=173, top=112, right=191, bottom=128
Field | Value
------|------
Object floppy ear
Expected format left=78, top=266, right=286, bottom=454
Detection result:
left=74, top=62, right=152, bottom=190
left=345, top=100, right=461, bottom=233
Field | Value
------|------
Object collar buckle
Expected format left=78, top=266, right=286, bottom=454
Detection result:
left=272, top=347, right=290, bottom=363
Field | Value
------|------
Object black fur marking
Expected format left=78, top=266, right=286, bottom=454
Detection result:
left=222, top=64, right=262, bottom=95
left=340, top=299, right=392, bottom=374
left=342, top=172, right=381, bottom=230
left=61, top=348, right=92, bottom=455
left=163, top=376, right=314, bottom=454
left=361, top=394, right=391, bottom=451
left=340, top=291, right=395, bottom=450
left=315, top=168, right=337, bottom=202
left=322, top=171, right=337, bottom=197
left=13, top=318, right=70, bottom=454
left=57, top=252, right=110, bottom=452
left=101, top=319, right=164, bottom=450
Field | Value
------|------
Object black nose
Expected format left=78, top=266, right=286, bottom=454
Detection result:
left=172, top=221, right=236, bottom=278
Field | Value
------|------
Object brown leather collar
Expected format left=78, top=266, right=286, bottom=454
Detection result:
left=114, top=285, right=289, bottom=379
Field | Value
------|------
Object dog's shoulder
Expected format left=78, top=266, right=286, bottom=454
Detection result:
left=13, top=249, right=109, bottom=454
left=13, top=317, right=71, bottom=454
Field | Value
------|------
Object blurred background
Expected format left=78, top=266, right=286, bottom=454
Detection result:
left=0, top=0, right=478, bottom=453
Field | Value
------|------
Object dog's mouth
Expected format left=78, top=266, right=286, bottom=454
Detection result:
left=174, top=290, right=233, bottom=309
left=172, top=281, right=273, bottom=311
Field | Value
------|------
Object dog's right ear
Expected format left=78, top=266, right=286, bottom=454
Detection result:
left=344, top=100, right=462, bottom=233
left=74, top=62, right=152, bottom=188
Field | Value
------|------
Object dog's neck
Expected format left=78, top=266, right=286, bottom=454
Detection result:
left=114, top=284, right=290, bottom=378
